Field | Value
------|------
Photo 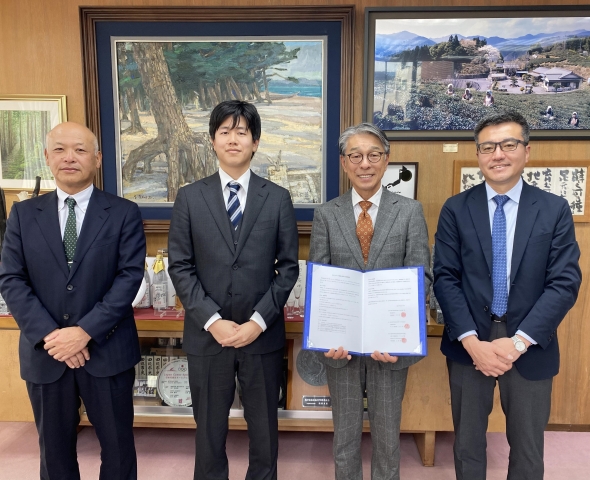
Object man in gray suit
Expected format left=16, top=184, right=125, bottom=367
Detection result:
left=309, top=123, right=431, bottom=480
left=168, top=100, right=299, bottom=480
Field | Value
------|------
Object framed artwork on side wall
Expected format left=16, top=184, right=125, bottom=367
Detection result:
left=454, top=159, right=589, bottom=222
left=364, top=6, right=590, bottom=140
left=382, top=162, right=418, bottom=200
left=0, top=94, right=67, bottom=190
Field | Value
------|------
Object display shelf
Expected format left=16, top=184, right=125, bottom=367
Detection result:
left=2, top=311, right=443, bottom=465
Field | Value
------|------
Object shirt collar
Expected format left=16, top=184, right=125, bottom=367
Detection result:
left=56, top=184, right=94, bottom=212
left=351, top=186, right=383, bottom=208
left=219, top=167, right=251, bottom=192
left=485, top=177, right=523, bottom=205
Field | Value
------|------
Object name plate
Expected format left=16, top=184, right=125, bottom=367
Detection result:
left=302, top=395, right=331, bottom=408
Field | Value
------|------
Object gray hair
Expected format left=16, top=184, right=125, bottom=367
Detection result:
left=338, top=122, right=390, bottom=156
left=474, top=111, right=530, bottom=144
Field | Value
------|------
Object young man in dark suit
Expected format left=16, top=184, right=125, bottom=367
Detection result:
left=0, top=122, right=146, bottom=479
left=434, top=111, right=582, bottom=480
left=168, top=100, right=299, bottom=480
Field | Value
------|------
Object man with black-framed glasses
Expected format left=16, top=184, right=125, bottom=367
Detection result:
left=434, top=111, right=581, bottom=479
left=309, top=122, right=431, bottom=480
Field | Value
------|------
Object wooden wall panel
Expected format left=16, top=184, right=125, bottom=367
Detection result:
left=0, top=0, right=588, bottom=425
left=0, top=329, right=34, bottom=421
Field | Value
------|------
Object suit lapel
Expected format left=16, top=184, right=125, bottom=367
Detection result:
left=510, top=182, right=539, bottom=283
left=201, top=172, right=235, bottom=253
left=333, top=190, right=366, bottom=270
left=68, top=188, right=109, bottom=279
left=468, top=183, right=493, bottom=275
left=34, top=190, right=69, bottom=279
left=234, top=172, right=269, bottom=260
left=367, top=188, right=400, bottom=270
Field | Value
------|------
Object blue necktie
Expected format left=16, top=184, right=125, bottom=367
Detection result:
left=491, top=195, right=509, bottom=316
left=227, top=182, right=242, bottom=231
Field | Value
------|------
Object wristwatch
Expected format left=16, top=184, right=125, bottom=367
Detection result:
left=511, top=335, right=527, bottom=353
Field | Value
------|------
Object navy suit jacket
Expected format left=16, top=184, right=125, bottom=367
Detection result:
left=0, top=188, right=146, bottom=384
left=168, top=171, right=299, bottom=356
left=434, top=181, right=581, bottom=381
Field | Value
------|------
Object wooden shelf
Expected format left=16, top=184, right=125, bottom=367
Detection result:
left=0, top=312, right=459, bottom=467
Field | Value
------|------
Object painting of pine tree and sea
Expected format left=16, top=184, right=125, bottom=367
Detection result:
left=0, top=95, right=66, bottom=189
left=112, top=38, right=325, bottom=206
left=365, top=8, right=590, bottom=139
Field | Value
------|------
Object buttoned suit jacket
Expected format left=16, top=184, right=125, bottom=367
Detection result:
left=167, top=171, right=299, bottom=356
left=0, top=188, right=146, bottom=384
left=308, top=187, right=432, bottom=370
left=433, top=181, right=581, bottom=381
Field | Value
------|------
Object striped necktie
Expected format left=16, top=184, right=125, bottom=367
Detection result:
left=227, top=182, right=243, bottom=231
left=63, top=197, right=77, bottom=269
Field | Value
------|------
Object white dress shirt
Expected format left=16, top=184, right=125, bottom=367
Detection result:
left=56, top=184, right=93, bottom=238
left=459, top=178, right=537, bottom=345
left=351, top=186, right=383, bottom=222
left=203, top=168, right=267, bottom=332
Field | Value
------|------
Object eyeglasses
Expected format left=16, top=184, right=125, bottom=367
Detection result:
left=476, top=138, right=528, bottom=154
left=345, top=152, right=385, bottom=164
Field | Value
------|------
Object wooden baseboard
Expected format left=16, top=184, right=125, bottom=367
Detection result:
left=546, top=424, right=590, bottom=432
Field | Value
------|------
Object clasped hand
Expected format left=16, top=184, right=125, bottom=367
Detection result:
left=324, top=347, right=398, bottom=364
left=462, top=336, right=519, bottom=377
left=208, top=319, right=262, bottom=348
left=44, top=327, right=91, bottom=369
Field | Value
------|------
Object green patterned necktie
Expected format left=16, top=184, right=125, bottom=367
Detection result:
left=64, top=197, right=77, bottom=269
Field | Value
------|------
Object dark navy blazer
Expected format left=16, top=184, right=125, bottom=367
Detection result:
left=0, top=188, right=146, bottom=384
left=434, top=181, right=581, bottom=381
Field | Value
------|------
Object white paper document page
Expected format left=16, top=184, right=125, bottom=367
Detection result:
left=303, top=262, right=426, bottom=356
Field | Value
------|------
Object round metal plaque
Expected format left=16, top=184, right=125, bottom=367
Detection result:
left=296, top=349, right=328, bottom=386
left=157, top=359, right=192, bottom=407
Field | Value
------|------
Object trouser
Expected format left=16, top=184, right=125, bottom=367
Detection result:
left=188, top=347, right=284, bottom=480
left=27, top=366, right=137, bottom=480
left=447, top=321, right=552, bottom=480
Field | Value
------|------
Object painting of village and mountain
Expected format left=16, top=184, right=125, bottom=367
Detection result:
left=371, top=15, right=590, bottom=134
left=113, top=39, right=324, bottom=205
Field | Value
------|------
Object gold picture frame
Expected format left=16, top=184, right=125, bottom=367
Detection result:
left=0, top=94, right=67, bottom=194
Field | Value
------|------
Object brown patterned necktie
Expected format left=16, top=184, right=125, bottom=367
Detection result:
left=356, top=200, right=373, bottom=265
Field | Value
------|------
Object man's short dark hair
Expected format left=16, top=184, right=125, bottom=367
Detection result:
left=209, top=100, right=261, bottom=142
left=474, top=111, right=530, bottom=144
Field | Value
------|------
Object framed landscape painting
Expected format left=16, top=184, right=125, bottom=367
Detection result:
left=364, top=6, right=590, bottom=140
left=80, top=6, right=354, bottom=226
left=0, top=95, right=67, bottom=189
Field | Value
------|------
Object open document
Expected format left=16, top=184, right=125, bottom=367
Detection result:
left=302, top=262, right=426, bottom=356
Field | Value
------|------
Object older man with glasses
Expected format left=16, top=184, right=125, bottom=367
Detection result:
left=308, top=122, right=431, bottom=480
left=434, top=111, right=581, bottom=480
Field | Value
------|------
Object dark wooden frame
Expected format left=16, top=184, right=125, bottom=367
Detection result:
left=364, top=6, right=590, bottom=141
left=79, top=6, right=355, bottom=234
left=453, top=159, right=590, bottom=222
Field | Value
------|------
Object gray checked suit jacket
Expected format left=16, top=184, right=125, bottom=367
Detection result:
left=308, top=187, right=431, bottom=370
